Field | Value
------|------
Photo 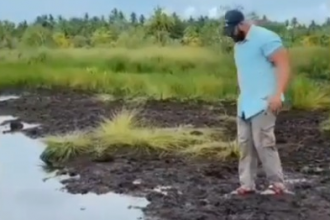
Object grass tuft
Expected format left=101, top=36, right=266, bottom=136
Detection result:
left=289, top=75, right=330, bottom=110
left=41, top=131, right=92, bottom=163
left=180, top=140, right=240, bottom=159
left=42, top=109, right=237, bottom=163
left=320, top=116, right=330, bottom=133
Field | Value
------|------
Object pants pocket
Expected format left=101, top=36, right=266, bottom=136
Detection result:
left=261, top=124, right=276, bottom=147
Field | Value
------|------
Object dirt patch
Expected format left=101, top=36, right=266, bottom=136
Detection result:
left=1, top=89, right=330, bottom=220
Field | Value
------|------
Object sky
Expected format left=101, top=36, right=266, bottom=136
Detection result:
left=0, top=0, right=329, bottom=24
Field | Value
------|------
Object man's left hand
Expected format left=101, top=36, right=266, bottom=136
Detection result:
left=268, top=94, right=282, bottom=113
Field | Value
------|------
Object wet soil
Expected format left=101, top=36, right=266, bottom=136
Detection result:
left=1, top=89, right=330, bottom=220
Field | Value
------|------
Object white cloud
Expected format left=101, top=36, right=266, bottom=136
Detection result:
left=183, top=6, right=196, bottom=18
left=208, top=7, right=219, bottom=18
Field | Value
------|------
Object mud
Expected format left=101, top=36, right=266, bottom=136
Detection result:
left=1, top=89, right=330, bottom=220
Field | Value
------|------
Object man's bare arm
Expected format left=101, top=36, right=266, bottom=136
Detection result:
left=268, top=47, right=291, bottom=96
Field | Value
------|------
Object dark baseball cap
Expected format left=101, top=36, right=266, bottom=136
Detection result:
left=223, top=10, right=245, bottom=36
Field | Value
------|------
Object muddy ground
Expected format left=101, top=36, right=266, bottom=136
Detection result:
left=1, top=89, right=330, bottom=220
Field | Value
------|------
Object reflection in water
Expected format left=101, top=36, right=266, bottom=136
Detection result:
left=0, top=117, right=148, bottom=220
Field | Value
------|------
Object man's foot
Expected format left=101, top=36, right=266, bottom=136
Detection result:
left=260, top=184, right=293, bottom=195
left=230, top=186, right=256, bottom=195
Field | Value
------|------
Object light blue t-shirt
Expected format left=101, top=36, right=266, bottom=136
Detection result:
left=234, top=25, right=284, bottom=119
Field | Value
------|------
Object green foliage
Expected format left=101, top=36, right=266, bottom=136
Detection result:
left=21, top=25, right=54, bottom=47
left=0, top=8, right=329, bottom=50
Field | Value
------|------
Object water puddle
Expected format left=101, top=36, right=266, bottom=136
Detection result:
left=0, top=95, right=19, bottom=101
left=0, top=116, right=149, bottom=220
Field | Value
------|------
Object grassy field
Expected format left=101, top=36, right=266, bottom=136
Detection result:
left=2, top=46, right=330, bottom=163
left=1, top=46, right=330, bottom=108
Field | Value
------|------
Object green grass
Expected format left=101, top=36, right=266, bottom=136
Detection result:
left=0, top=46, right=330, bottom=108
left=42, top=109, right=239, bottom=164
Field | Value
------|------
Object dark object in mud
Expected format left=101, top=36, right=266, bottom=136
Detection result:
left=9, top=120, right=24, bottom=131
left=1, top=119, right=24, bottom=134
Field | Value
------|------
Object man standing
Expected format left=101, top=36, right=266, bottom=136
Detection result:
left=223, top=10, right=291, bottom=195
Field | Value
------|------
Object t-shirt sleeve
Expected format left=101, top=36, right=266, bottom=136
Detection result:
left=261, top=32, right=283, bottom=58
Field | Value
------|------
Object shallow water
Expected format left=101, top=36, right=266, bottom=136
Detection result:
left=0, top=95, right=19, bottom=101
left=0, top=115, right=148, bottom=220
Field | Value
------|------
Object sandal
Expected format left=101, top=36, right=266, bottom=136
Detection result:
left=230, top=186, right=256, bottom=195
left=260, top=184, right=292, bottom=195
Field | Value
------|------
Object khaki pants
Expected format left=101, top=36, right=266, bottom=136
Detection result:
left=237, top=110, right=284, bottom=189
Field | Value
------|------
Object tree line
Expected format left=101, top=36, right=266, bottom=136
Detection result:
left=0, top=7, right=329, bottom=49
